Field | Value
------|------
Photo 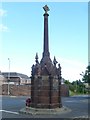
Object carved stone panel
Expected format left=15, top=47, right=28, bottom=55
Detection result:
left=53, top=79, right=58, bottom=91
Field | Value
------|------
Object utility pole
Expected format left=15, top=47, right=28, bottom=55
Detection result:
left=8, top=58, right=10, bottom=95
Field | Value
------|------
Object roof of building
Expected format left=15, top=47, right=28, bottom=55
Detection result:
left=0, top=75, right=6, bottom=81
left=2, top=72, right=29, bottom=79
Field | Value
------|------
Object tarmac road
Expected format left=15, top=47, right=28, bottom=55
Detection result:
left=0, top=95, right=89, bottom=119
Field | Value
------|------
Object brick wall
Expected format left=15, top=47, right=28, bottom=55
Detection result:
left=2, top=84, right=31, bottom=96
left=61, top=84, right=69, bottom=97
left=1, top=84, right=69, bottom=97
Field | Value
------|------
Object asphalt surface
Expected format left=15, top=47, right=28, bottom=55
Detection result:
left=0, top=95, right=89, bottom=119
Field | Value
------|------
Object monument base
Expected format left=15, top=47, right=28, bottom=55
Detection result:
left=20, top=106, right=71, bottom=115
left=30, top=103, right=62, bottom=109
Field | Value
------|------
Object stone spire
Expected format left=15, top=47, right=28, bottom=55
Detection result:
left=35, top=53, right=39, bottom=64
left=43, top=5, right=50, bottom=58
left=53, top=56, right=58, bottom=66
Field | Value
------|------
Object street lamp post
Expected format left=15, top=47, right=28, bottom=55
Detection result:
left=8, top=58, right=10, bottom=95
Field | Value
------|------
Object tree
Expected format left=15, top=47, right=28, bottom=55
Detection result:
left=71, top=80, right=85, bottom=94
left=80, top=64, right=90, bottom=94
left=81, top=65, right=90, bottom=85
left=64, top=80, right=70, bottom=85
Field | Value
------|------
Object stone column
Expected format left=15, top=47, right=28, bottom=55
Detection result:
left=31, top=76, right=34, bottom=107
left=43, top=11, right=50, bottom=58
left=49, top=74, right=53, bottom=109
left=58, top=77, right=62, bottom=108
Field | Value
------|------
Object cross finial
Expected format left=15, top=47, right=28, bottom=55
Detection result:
left=43, top=5, right=50, bottom=14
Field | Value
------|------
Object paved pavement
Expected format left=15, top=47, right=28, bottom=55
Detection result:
left=0, top=95, right=89, bottom=119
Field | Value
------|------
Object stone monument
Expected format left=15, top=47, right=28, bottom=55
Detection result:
left=31, top=5, right=62, bottom=109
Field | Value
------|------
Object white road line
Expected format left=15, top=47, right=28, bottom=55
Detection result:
left=65, top=100, right=78, bottom=102
left=74, top=115, right=88, bottom=118
left=0, top=110, right=19, bottom=115
left=10, top=96, right=17, bottom=98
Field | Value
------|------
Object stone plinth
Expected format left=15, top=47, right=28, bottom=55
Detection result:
left=20, top=106, right=71, bottom=115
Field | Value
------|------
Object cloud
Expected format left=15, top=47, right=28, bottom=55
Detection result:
left=58, top=57, right=86, bottom=67
left=0, top=9, right=7, bottom=17
left=0, top=9, right=8, bottom=32
left=56, top=57, right=87, bottom=82
left=0, top=24, right=9, bottom=32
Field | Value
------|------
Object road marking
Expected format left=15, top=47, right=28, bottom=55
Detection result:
left=10, top=96, right=17, bottom=98
left=0, top=110, right=19, bottom=115
left=65, top=100, right=78, bottom=102
left=74, top=115, right=88, bottom=118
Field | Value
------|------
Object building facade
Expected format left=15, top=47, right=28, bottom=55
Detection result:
left=2, top=72, right=30, bottom=85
